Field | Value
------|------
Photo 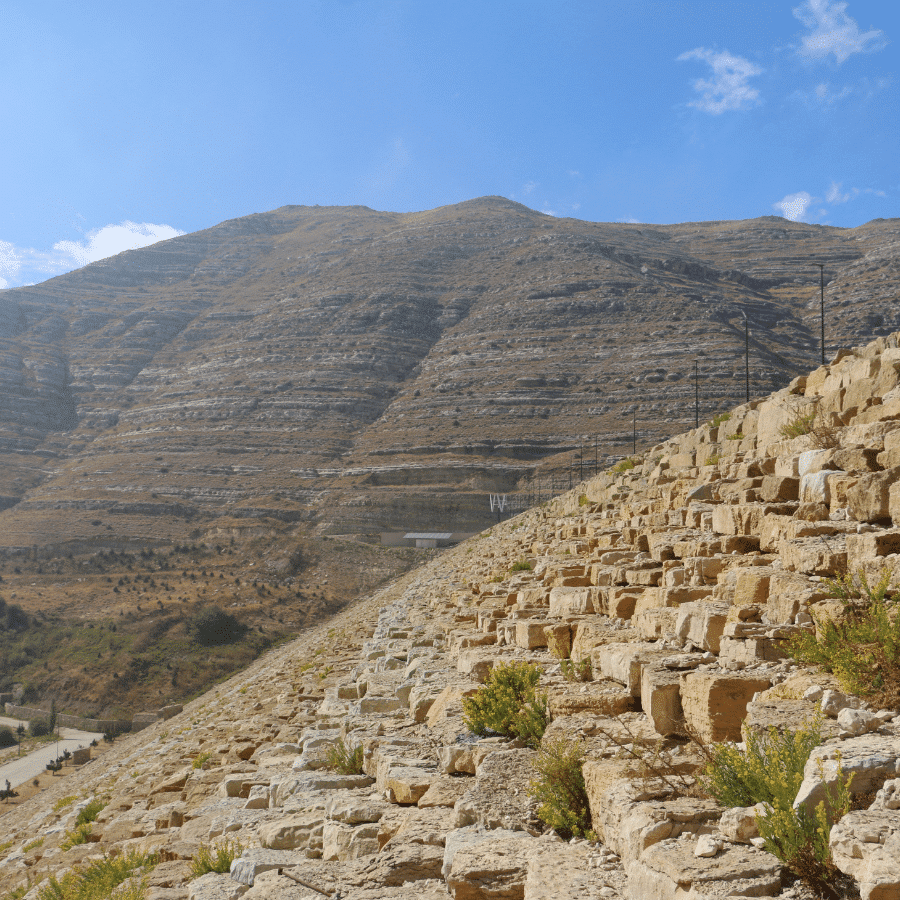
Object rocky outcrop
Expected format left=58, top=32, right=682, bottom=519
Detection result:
left=5, top=325, right=900, bottom=899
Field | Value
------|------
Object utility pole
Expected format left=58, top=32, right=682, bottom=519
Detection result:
left=632, top=409, right=636, bottom=456
left=694, top=360, right=699, bottom=429
left=741, top=310, right=750, bottom=403
left=815, top=263, right=825, bottom=365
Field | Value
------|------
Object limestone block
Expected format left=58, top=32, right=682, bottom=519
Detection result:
left=522, top=839, right=598, bottom=900
left=542, top=623, right=570, bottom=660
left=546, top=679, right=636, bottom=719
left=767, top=570, right=826, bottom=624
left=794, top=735, right=900, bottom=814
left=588, top=779, right=721, bottom=865
left=718, top=804, right=764, bottom=843
left=230, top=849, right=311, bottom=886
left=606, top=586, right=644, bottom=618
left=321, top=822, right=380, bottom=861
left=188, top=873, right=249, bottom=900
left=439, top=746, right=477, bottom=776
left=417, top=776, right=470, bottom=809
left=759, top=475, right=799, bottom=502
left=847, top=467, right=900, bottom=523
left=514, top=620, right=548, bottom=650
left=675, top=601, right=729, bottom=654
left=569, top=618, right=638, bottom=659
left=733, top=568, right=773, bottom=608
left=325, top=796, right=389, bottom=824
left=456, top=651, right=498, bottom=682
left=800, top=469, right=843, bottom=506
left=830, top=810, right=900, bottom=900
left=847, top=527, right=900, bottom=568
left=633, top=607, right=679, bottom=641
left=258, top=813, right=325, bottom=851
left=779, top=536, right=847, bottom=575
left=386, top=767, right=435, bottom=805
left=594, top=642, right=671, bottom=697
left=641, top=664, right=684, bottom=736
left=442, top=827, right=531, bottom=897
left=547, top=586, right=595, bottom=617
left=625, top=838, right=782, bottom=900
left=681, top=672, right=772, bottom=743
left=452, top=749, right=537, bottom=832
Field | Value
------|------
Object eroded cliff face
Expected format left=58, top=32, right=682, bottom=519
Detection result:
left=4, top=328, right=900, bottom=900
left=1, top=199, right=899, bottom=554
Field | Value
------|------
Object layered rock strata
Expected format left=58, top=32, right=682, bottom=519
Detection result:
left=4, top=329, right=900, bottom=898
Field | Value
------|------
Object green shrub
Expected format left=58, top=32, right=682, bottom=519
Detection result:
left=560, top=657, right=592, bottom=683
left=779, top=410, right=816, bottom=440
left=610, top=457, right=635, bottom=474
left=189, top=838, right=244, bottom=878
left=188, top=606, right=247, bottom=646
left=54, top=795, right=77, bottom=812
left=29, top=719, right=52, bottom=738
left=577, top=494, right=588, bottom=507
left=463, top=661, right=548, bottom=749
left=700, top=717, right=851, bottom=898
left=38, top=849, right=156, bottom=900
left=0, top=726, right=16, bottom=747
left=60, top=823, right=93, bottom=849
left=508, top=560, right=533, bottom=572
left=192, top=751, right=213, bottom=770
left=529, top=736, right=593, bottom=839
left=709, top=412, right=731, bottom=427
left=75, top=797, right=106, bottom=827
left=785, top=568, right=900, bottom=708
left=700, top=718, right=823, bottom=809
left=324, top=738, right=364, bottom=775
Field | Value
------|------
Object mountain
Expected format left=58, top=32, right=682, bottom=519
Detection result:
left=0, top=197, right=897, bottom=711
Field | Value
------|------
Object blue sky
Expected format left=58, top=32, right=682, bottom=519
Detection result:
left=1, top=0, right=896, bottom=288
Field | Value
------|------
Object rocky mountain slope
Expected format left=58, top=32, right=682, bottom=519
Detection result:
left=2, top=327, right=900, bottom=899
left=1, top=199, right=899, bottom=551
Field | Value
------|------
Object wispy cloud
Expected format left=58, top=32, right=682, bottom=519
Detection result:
left=677, top=48, right=763, bottom=114
left=54, top=221, right=184, bottom=268
left=0, top=221, right=184, bottom=289
left=774, top=191, right=814, bottom=221
left=793, top=0, right=887, bottom=64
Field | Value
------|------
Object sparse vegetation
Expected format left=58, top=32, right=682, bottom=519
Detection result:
left=529, top=736, right=593, bottom=839
left=37, top=849, right=157, bottom=900
left=189, top=839, right=244, bottom=879
left=192, top=751, right=213, bottom=770
left=560, top=657, right=592, bottom=682
left=778, top=402, right=839, bottom=449
left=700, top=716, right=851, bottom=900
left=54, top=795, right=77, bottom=811
left=785, top=567, right=900, bottom=707
left=709, top=412, right=731, bottom=427
left=323, top=738, right=364, bottom=775
left=463, top=660, right=548, bottom=749
left=610, top=457, right=636, bottom=474
left=508, top=559, right=532, bottom=573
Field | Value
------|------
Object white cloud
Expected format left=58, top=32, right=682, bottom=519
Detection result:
left=774, top=191, right=814, bottom=221
left=826, top=181, right=852, bottom=203
left=678, top=48, right=763, bottom=113
left=794, top=0, right=887, bottom=64
left=54, top=221, right=184, bottom=268
left=0, top=240, right=20, bottom=289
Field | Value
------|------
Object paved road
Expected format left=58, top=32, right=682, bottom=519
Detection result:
left=0, top=720, right=103, bottom=790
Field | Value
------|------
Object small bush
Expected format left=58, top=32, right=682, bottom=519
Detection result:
left=577, top=494, right=588, bottom=507
left=0, top=727, right=16, bottom=748
left=560, top=657, right=592, bottom=683
left=610, top=457, right=635, bottom=474
left=709, top=412, right=731, bottom=427
left=60, top=823, right=93, bottom=849
left=785, top=568, right=900, bottom=708
left=38, top=848, right=156, bottom=900
left=54, top=795, right=77, bottom=812
left=700, top=718, right=823, bottom=809
left=463, top=661, right=548, bottom=749
left=700, top=717, right=851, bottom=899
left=75, top=797, right=106, bottom=827
left=324, top=738, right=364, bottom=775
left=189, top=606, right=247, bottom=646
left=189, top=838, right=244, bottom=878
left=778, top=402, right=839, bottom=449
left=192, top=751, right=213, bottom=770
left=508, top=559, right=533, bottom=572
left=29, top=719, right=52, bottom=738
left=779, top=410, right=816, bottom=440
left=529, top=736, right=593, bottom=839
